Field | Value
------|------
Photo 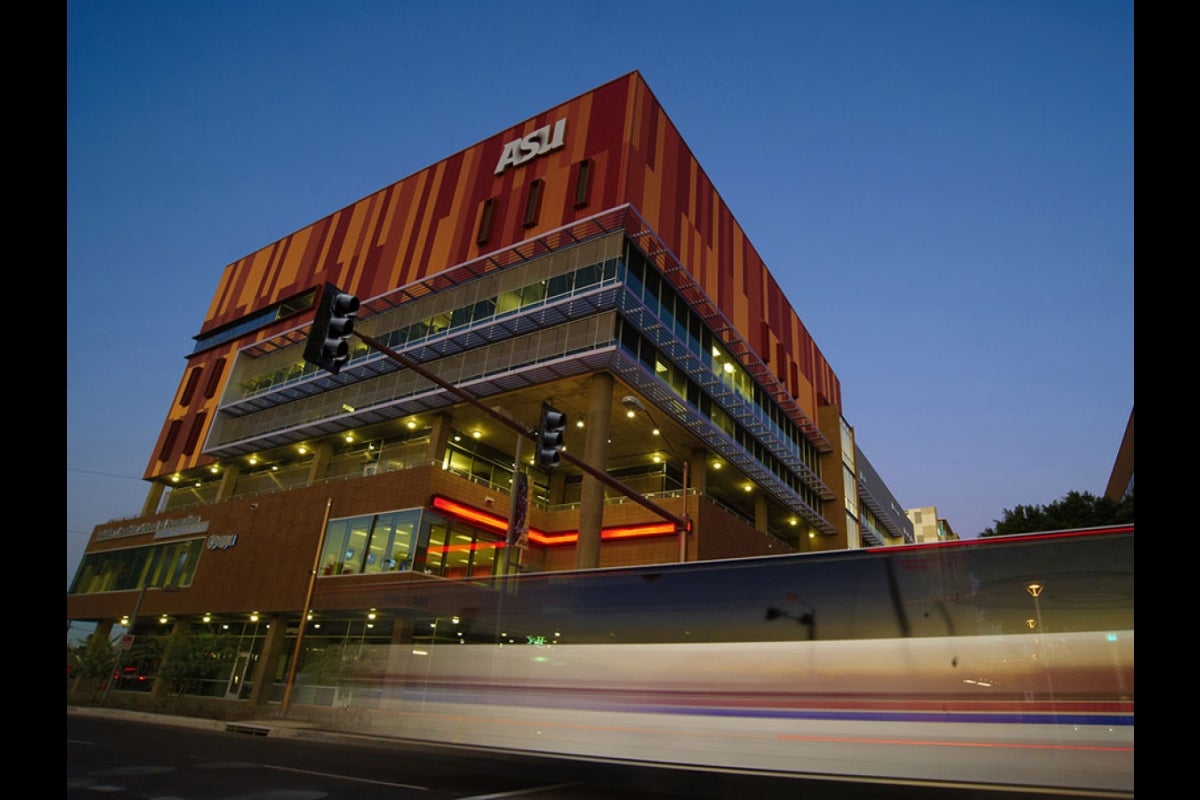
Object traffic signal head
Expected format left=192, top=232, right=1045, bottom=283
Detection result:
left=303, top=283, right=361, bottom=375
left=536, top=402, right=567, bottom=469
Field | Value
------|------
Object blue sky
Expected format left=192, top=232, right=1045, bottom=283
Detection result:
left=67, top=1, right=1133, bottom=588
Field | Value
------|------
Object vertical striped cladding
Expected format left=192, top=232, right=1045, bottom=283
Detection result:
left=147, top=71, right=841, bottom=478
left=616, top=75, right=841, bottom=418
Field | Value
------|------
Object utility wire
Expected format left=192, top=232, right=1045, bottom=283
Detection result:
left=67, top=467, right=144, bottom=481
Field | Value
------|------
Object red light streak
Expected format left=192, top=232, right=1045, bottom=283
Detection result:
left=429, top=495, right=678, bottom=545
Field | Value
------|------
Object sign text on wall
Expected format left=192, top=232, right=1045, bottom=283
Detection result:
left=98, top=515, right=209, bottom=541
left=207, top=533, right=238, bottom=550
left=494, top=118, right=567, bottom=175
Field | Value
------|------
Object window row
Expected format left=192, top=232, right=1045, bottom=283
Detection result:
left=321, top=506, right=505, bottom=582
left=476, top=159, right=592, bottom=245
left=621, top=244, right=821, bottom=475
left=69, top=538, right=203, bottom=595
left=616, top=315, right=825, bottom=514
left=238, top=256, right=621, bottom=400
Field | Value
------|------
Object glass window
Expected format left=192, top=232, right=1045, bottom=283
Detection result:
left=659, top=288, right=676, bottom=336
left=575, top=263, right=601, bottom=290
left=573, top=159, right=592, bottom=207
left=623, top=256, right=644, bottom=301
left=424, top=521, right=450, bottom=576
left=495, top=291, right=522, bottom=316
left=342, top=518, right=371, bottom=574
left=363, top=515, right=391, bottom=574
left=521, top=281, right=547, bottom=307
left=603, top=257, right=619, bottom=281
left=643, top=268, right=661, bottom=315
left=322, top=520, right=350, bottom=575
left=445, top=449, right=473, bottom=479
left=546, top=272, right=573, bottom=299
left=472, top=297, right=497, bottom=324
left=427, top=312, right=452, bottom=336
left=449, top=305, right=473, bottom=330
left=470, top=535, right=500, bottom=579
left=67, top=539, right=202, bottom=595
left=476, top=197, right=496, bottom=246
left=386, top=514, right=416, bottom=571
left=523, top=179, right=544, bottom=228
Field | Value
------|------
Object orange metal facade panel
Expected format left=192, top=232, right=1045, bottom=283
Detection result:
left=147, top=71, right=842, bottom=479
left=275, top=227, right=312, bottom=289
left=388, top=173, right=426, bottom=292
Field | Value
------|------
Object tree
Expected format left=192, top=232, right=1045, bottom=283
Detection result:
left=981, top=489, right=1133, bottom=536
left=68, top=633, right=117, bottom=702
left=156, top=631, right=238, bottom=707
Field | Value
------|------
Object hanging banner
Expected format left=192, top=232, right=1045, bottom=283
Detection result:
left=507, top=471, right=530, bottom=547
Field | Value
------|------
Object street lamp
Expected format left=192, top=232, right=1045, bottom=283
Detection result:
left=1026, top=582, right=1045, bottom=632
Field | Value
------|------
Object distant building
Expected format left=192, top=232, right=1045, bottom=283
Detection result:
left=855, top=446, right=914, bottom=546
left=906, top=506, right=958, bottom=543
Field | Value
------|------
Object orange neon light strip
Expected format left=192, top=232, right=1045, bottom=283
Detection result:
left=429, top=497, right=509, bottom=533
left=427, top=541, right=504, bottom=554
left=430, top=495, right=677, bottom=546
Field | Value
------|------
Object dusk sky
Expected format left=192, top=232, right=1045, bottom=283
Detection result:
left=67, top=1, right=1133, bottom=587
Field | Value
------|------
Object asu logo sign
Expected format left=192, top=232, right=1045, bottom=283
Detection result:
left=494, top=118, right=567, bottom=175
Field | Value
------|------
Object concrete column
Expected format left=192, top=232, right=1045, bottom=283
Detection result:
left=382, top=617, right=419, bottom=707
left=141, top=482, right=165, bottom=516
left=427, top=412, right=453, bottom=465
left=306, top=441, right=334, bottom=484
left=576, top=373, right=614, bottom=569
left=547, top=470, right=568, bottom=505
left=685, top=447, right=707, bottom=543
left=390, top=617, right=415, bottom=645
left=216, top=463, right=242, bottom=501
left=755, top=492, right=769, bottom=533
left=248, top=613, right=289, bottom=710
left=688, top=448, right=708, bottom=496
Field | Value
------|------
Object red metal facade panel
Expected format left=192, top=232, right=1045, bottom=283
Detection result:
left=146, top=72, right=841, bottom=478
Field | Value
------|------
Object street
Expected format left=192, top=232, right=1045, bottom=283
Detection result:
left=67, top=711, right=1092, bottom=800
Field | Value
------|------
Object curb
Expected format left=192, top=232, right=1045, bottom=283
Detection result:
left=67, top=705, right=314, bottom=739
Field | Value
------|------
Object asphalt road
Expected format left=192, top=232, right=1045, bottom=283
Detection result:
left=67, top=709, right=1102, bottom=800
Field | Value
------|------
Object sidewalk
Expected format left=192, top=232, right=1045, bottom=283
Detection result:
left=67, top=704, right=330, bottom=741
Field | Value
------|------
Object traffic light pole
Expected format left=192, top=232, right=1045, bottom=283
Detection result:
left=101, top=581, right=151, bottom=706
left=352, top=331, right=689, bottom=533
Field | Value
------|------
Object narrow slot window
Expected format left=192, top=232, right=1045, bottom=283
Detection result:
left=476, top=197, right=496, bottom=246
left=179, top=366, right=203, bottom=407
left=573, top=159, right=592, bottom=208
left=523, top=179, right=544, bottom=228
left=182, top=411, right=208, bottom=456
left=203, top=357, right=226, bottom=399
left=159, top=420, right=182, bottom=461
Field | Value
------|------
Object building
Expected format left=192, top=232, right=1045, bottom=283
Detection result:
left=856, top=447, right=915, bottom=546
left=1104, top=408, right=1133, bottom=503
left=67, top=72, right=911, bottom=712
left=906, top=506, right=958, bottom=543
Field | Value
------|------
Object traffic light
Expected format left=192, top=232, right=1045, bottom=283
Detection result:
left=303, top=283, right=360, bottom=375
left=535, top=402, right=567, bottom=469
